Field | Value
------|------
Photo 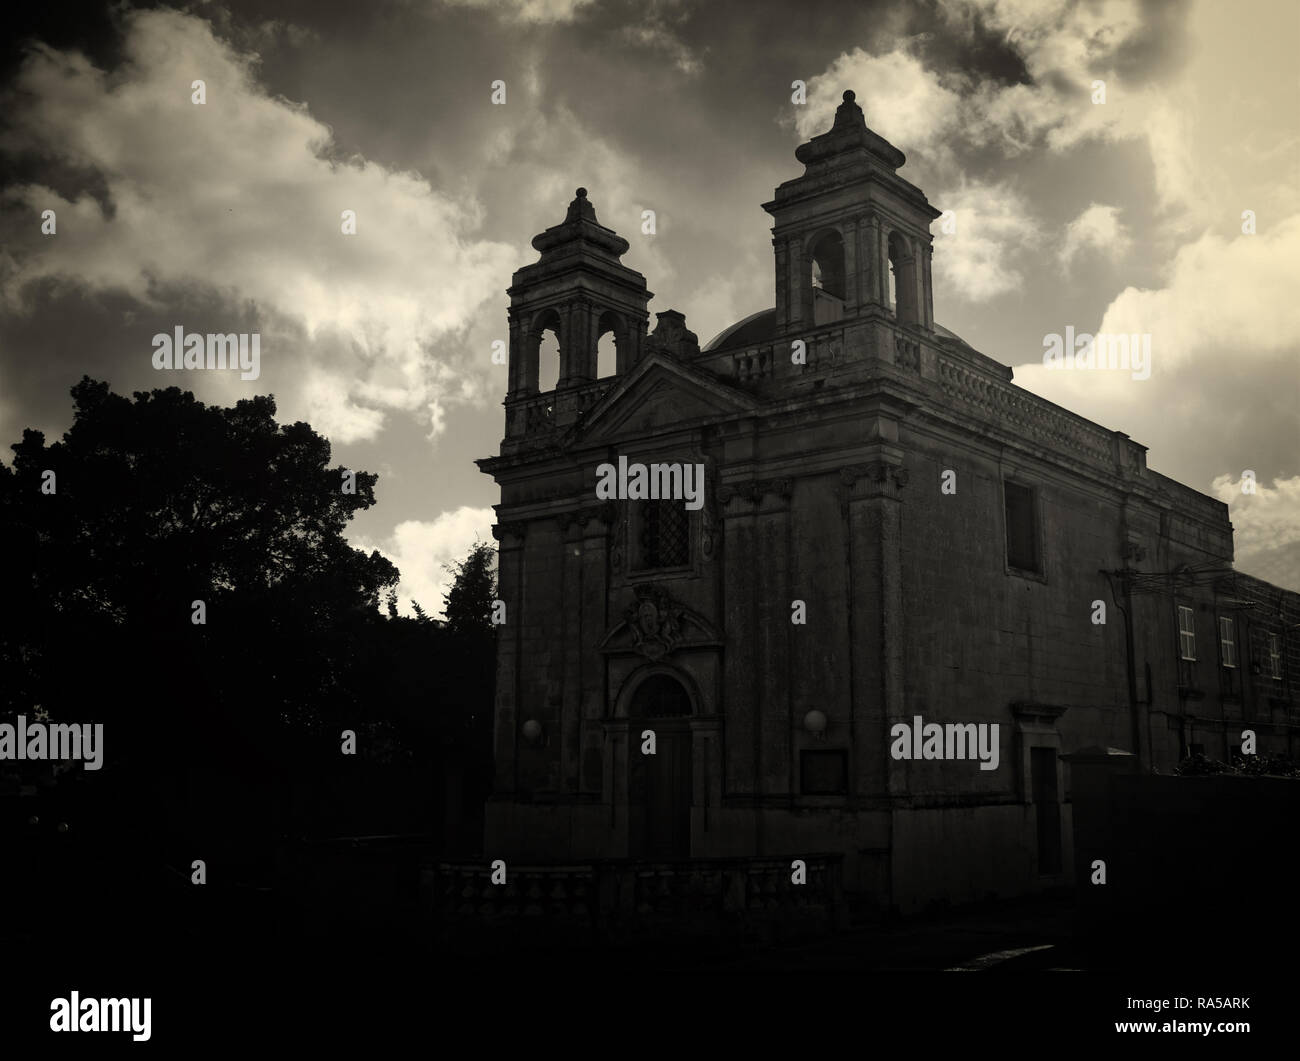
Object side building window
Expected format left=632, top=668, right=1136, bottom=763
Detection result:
left=1268, top=633, right=1283, bottom=680
left=1218, top=615, right=1239, bottom=697
left=1177, top=605, right=1197, bottom=661
left=1219, top=616, right=1237, bottom=668
left=1004, top=481, right=1040, bottom=573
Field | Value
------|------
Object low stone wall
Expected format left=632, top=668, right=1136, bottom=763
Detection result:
left=1066, top=747, right=1300, bottom=965
left=426, top=854, right=846, bottom=948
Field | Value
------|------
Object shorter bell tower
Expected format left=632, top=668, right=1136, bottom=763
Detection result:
left=505, top=188, right=652, bottom=398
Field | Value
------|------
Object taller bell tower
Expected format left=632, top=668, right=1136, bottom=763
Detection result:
left=763, top=90, right=941, bottom=335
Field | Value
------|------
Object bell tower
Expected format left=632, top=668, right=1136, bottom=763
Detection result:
left=763, top=90, right=941, bottom=336
left=505, top=188, right=652, bottom=399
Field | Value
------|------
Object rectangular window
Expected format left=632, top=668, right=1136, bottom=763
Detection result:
left=636, top=499, right=690, bottom=570
left=1219, top=616, right=1237, bottom=668
left=1004, top=481, right=1040, bottom=573
left=1268, top=633, right=1282, bottom=680
left=1177, top=605, right=1196, bottom=661
left=800, top=750, right=848, bottom=795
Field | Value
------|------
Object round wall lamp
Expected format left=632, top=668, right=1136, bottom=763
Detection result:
left=803, top=710, right=828, bottom=739
left=522, top=719, right=543, bottom=744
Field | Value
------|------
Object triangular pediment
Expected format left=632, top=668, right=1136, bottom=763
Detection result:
left=574, top=352, right=758, bottom=444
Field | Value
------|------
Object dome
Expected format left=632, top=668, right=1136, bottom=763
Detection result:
left=703, top=307, right=973, bottom=353
left=702, top=309, right=777, bottom=352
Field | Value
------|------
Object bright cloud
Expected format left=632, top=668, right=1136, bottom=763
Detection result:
left=1096, top=214, right=1300, bottom=371
left=1059, top=203, right=1131, bottom=269
left=436, top=0, right=596, bottom=24
left=1211, top=474, right=1300, bottom=557
left=932, top=180, right=1040, bottom=302
left=354, top=505, right=496, bottom=618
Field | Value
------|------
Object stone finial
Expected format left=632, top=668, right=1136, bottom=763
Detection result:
left=565, top=186, right=598, bottom=224
left=793, top=86, right=905, bottom=170
left=532, top=186, right=629, bottom=258
left=832, top=88, right=866, bottom=131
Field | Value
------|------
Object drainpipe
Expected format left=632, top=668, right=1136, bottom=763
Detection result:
left=1103, top=568, right=1144, bottom=772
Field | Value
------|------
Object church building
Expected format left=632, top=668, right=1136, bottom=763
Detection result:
left=476, top=90, right=1299, bottom=911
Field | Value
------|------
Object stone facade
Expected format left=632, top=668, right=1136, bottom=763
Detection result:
left=476, top=91, right=1300, bottom=912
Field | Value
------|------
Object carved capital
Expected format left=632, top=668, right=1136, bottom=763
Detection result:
left=492, top=520, right=528, bottom=543
left=839, top=463, right=869, bottom=486
left=557, top=509, right=585, bottom=532
left=840, top=461, right=908, bottom=503
left=718, top=481, right=758, bottom=506
left=754, top=478, right=793, bottom=501
left=558, top=502, right=620, bottom=534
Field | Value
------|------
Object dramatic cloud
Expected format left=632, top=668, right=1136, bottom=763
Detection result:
left=0, top=8, right=516, bottom=443
left=1097, top=214, right=1300, bottom=373
left=1014, top=212, right=1300, bottom=404
left=1211, top=474, right=1300, bottom=591
left=1012, top=212, right=1300, bottom=540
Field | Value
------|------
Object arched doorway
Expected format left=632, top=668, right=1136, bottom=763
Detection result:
left=628, top=674, right=693, bottom=859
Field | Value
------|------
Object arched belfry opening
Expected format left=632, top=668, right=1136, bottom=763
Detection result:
left=530, top=308, right=562, bottom=394
left=596, top=309, right=623, bottom=379
left=808, top=229, right=846, bottom=325
left=504, top=188, right=651, bottom=430
left=888, top=231, right=922, bottom=326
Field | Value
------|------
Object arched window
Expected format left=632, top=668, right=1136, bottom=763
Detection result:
left=536, top=328, right=560, bottom=391
left=808, top=230, right=846, bottom=326
left=630, top=674, right=693, bottom=718
left=809, top=230, right=845, bottom=299
left=888, top=231, right=918, bottom=325
left=530, top=308, right=562, bottom=393
left=596, top=310, right=622, bottom=378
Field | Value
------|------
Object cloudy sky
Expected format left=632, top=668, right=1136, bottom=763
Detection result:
left=2, top=0, right=1297, bottom=611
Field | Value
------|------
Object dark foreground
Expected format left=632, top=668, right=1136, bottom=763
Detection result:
left=2, top=836, right=1280, bottom=1047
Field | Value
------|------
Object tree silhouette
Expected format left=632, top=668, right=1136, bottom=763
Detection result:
left=0, top=378, right=495, bottom=944
left=441, top=540, right=497, bottom=636
left=0, top=378, right=397, bottom=742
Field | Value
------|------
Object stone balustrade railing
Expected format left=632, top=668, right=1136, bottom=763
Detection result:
left=427, top=855, right=846, bottom=942
left=937, top=355, right=1115, bottom=465
left=505, top=378, right=615, bottom=437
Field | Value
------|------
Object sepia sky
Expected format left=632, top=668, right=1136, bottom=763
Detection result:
left=2, top=0, right=1297, bottom=612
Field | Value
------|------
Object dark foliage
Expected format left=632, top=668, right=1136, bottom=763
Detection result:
left=1174, top=752, right=1300, bottom=779
left=0, top=379, right=495, bottom=950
